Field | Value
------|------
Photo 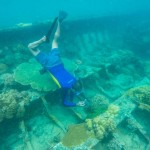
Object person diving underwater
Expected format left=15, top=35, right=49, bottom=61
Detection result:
left=28, top=11, right=87, bottom=107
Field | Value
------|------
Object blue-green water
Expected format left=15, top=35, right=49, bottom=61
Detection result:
left=0, top=1, right=150, bottom=150
left=0, top=0, right=150, bottom=28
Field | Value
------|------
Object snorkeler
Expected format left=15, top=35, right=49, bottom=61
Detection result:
left=28, top=12, right=86, bottom=107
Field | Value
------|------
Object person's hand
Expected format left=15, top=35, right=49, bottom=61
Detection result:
left=76, top=101, right=85, bottom=107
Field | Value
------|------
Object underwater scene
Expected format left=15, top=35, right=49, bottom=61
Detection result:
left=0, top=0, right=150, bottom=150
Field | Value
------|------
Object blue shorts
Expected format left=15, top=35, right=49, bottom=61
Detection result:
left=35, top=48, right=62, bottom=68
left=35, top=49, right=76, bottom=88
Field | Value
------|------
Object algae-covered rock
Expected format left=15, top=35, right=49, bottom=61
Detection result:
left=125, top=86, right=150, bottom=112
left=14, top=58, right=77, bottom=91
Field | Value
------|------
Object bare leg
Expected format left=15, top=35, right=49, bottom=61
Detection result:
left=52, top=21, right=60, bottom=49
left=28, top=36, right=46, bottom=56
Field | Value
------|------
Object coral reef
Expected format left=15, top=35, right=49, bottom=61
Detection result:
left=125, top=86, right=150, bottom=112
left=71, top=44, right=144, bottom=100
left=0, top=44, right=30, bottom=68
left=0, top=16, right=150, bottom=150
left=61, top=104, right=119, bottom=148
left=105, top=104, right=120, bottom=117
left=86, top=105, right=119, bottom=140
left=0, top=73, right=16, bottom=90
left=14, top=59, right=58, bottom=91
left=85, top=117, right=115, bottom=140
left=0, top=89, right=39, bottom=122
left=14, top=58, right=77, bottom=91
left=62, top=123, right=95, bottom=147
left=86, top=94, right=109, bottom=118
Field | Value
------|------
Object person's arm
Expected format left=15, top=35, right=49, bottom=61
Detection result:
left=63, top=99, right=85, bottom=107
left=63, top=100, right=77, bottom=107
left=28, top=36, right=46, bottom=56
left=52, top=21, right=60, bottom=49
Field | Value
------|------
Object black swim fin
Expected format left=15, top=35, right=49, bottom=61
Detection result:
left=45, top=11, right=68, bottom=43
left=58, top=11, right=68, bottom=23
left=46, top=16, right=58, bottom=43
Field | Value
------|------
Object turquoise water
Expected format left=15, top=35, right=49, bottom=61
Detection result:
left=0, top=1, right=150, bottom=150
left=0, top=0, right=150, bottom=28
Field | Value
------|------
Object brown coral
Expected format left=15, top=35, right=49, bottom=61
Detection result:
left=85, top=116, right=116, bottom=140
left=0, top=89, right=36, bottom=122
left=85, top=104, right=119, bottom=140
